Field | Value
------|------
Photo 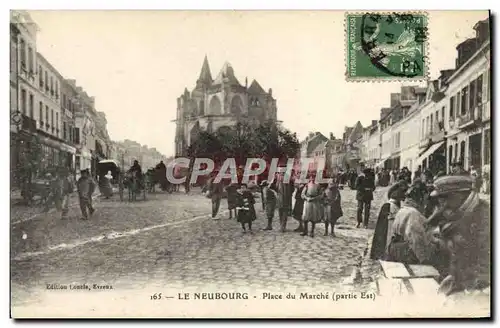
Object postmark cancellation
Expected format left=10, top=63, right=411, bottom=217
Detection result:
left=345, top=11, right=429, bottom=82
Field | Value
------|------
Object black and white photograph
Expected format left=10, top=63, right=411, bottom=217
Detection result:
left=9, top=9, right=491, bottom=318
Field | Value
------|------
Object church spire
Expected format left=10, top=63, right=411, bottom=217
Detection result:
left=197, top=55, right=213, bottom=85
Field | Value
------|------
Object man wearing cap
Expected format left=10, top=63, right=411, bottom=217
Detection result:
left=370, top=180, right=408, bottom=260
left=426, top=175, right=490, bottom=295
left=77, top=169, right=96, bottom=220
left=354, top=166, right=376, bottom=228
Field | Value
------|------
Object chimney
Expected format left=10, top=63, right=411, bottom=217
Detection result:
left=390, top=93, right=400, bottom=108
left=308, top=132, right=314, bottom=139
left=268, top=88, right=272, bottom=96
left=329, top=132, right=335, bottom=140
left=372, top=120, right=378, bottom=127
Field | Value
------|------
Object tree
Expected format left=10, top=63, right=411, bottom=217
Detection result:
left=186, top=121, right=300, bottom=167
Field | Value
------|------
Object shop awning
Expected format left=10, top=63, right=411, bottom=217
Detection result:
left=375, top=158, right=389, bottom=168
left=416, top=141, right=445, bottom=165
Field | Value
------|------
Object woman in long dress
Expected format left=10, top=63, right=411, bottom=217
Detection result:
left=100, top=171, right=114, bottom=199
left=301, top=175, right=324, bottom=238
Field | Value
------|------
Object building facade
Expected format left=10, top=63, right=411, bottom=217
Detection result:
left=444, top=19, right=490, bottom=174
left=174, top=56, right=278, bottom=157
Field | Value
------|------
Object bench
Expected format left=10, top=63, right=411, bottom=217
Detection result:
left=376, top=260, right=441, bottom=297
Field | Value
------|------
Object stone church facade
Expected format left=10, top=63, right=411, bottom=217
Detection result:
left=174, top=56, right=278, bottom=157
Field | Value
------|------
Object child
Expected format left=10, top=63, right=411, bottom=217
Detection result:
left=323, top=179, right=343, bottom=237
left=235, top=183, right=256, bottom=233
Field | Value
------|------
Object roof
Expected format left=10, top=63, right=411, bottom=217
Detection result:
left=198, top=55, right=213, bottom=83
left=212, top=62, right=241, bottom=86
left=247, top=79, right=266, bottom=94
left=348, top=121, right=363, bottom=143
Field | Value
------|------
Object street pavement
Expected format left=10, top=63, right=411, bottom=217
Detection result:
left=11, top=186, right=387, bottom=309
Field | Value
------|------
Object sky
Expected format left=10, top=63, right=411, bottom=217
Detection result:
left=28, top=10, right=489, bottom=157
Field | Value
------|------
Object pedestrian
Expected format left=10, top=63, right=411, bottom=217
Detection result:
left=101, top=170, right=113, bottom=199
left=262, top=180, right=277, bottom=231
left=426, top=175, right=490, bottom=295
left=370, top=180, right=408, bottom=260
left=292, top=182, right=306, bottom=232
left=77, top=169, right=96, bottom=220
left=235, top=183, right=256, bottom=233
left=301, top=174, right=323, bottom=237
left=355, top=167, right=375, bottom=228
left=225, top=182, right=239, bottom=219
left=202, top=172, right=224, bottom=220
left=385, top=178, right=436, bottom=265
left=323, top=179, right=343, bottom=237
left=275, top=172, right=295, bottom=233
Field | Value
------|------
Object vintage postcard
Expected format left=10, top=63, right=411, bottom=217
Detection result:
left=10, top=10, right=491, bottom=318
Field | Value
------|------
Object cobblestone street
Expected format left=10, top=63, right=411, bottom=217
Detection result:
left=11, top=186, right=387, bottom=311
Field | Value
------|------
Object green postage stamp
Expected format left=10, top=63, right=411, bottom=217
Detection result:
left=345, top=12, right=428, bottom=81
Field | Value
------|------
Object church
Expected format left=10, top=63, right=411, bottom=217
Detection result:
left=174, top=56, right=278, bottom=157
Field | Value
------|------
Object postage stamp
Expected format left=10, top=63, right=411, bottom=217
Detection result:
left=345, top=11, right=429, bottom=81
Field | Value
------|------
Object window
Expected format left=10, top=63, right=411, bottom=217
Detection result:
left=449, top=96, right=455, bottom=119
left=435, top=110, right=439, bottom=123
left=441, top=106, right=445, bottom=122
left=20, top=38, right=26, bottom=68
left=39, top=101, right=43, bottom=123
left=421, top=119, right=425, bottom=138
left=484, top=129, right=491, bottom=165
left=454, top=144, right=458, bottom=162
left=45, top=71, right=49, bottom=91
left=461, top=86, right=468, bottom=115
left=74, top=128, right=80, bottom=144
left=55, top=81, right=59, bottom=98
left=430, top=113, right=434, bottom=134
left=50, top=77, right=54, bottom=95
left=39, top=65, right=44, bottom=87
left=51, top=108, right=54, bottom=127
left=476, top=74, right=483, bottom=105
left=45, top=105, right=49, bottom=126
left=21, top=89, right=27, bottom=115
left=56, top=112, right=59, bottom=134
left=469, top=80, right=476, bottom=113
left=448, top=146, right=453, bottom=165
left=62, top=94, right=67, bottom=108
left=460, top=141, right=466, bottom=164
left=28, top=47, right=33, bottom=73
left=63, top=122, right=67, bottom=140
left=10, top=40, right=16, bottom=72
left=29, top=93, right=34, bottom=118
left=486, top=69, right=490, bottom=101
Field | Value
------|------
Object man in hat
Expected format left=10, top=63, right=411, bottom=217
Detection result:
left=202, top=171, right=224, bottom=220
left=77, top=169, right=96, bottom=220
left=370, top=180, right=408, bottom=260
left=275, top=170, right=295, bottom=232
left=354, top=166, right=376, bottom=228
left=426, top=175, right=490, bottom=295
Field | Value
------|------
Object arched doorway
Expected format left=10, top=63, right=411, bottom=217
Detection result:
left=230, top=95, right=243, bottom=115
left=209, top=96, right=222, bottom=115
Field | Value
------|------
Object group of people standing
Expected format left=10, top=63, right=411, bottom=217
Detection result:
left=203, top=170, right=344, bottom=237
left=370, top=169, right=490, bottom=296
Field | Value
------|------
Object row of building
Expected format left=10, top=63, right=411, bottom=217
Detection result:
left=9, top=11, right=168, bottom=184
left=302, top=18, right=491, bottom=177
left=112, top=140, right=167, bottom=171
left=9, top=10, right=112, bottom=183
